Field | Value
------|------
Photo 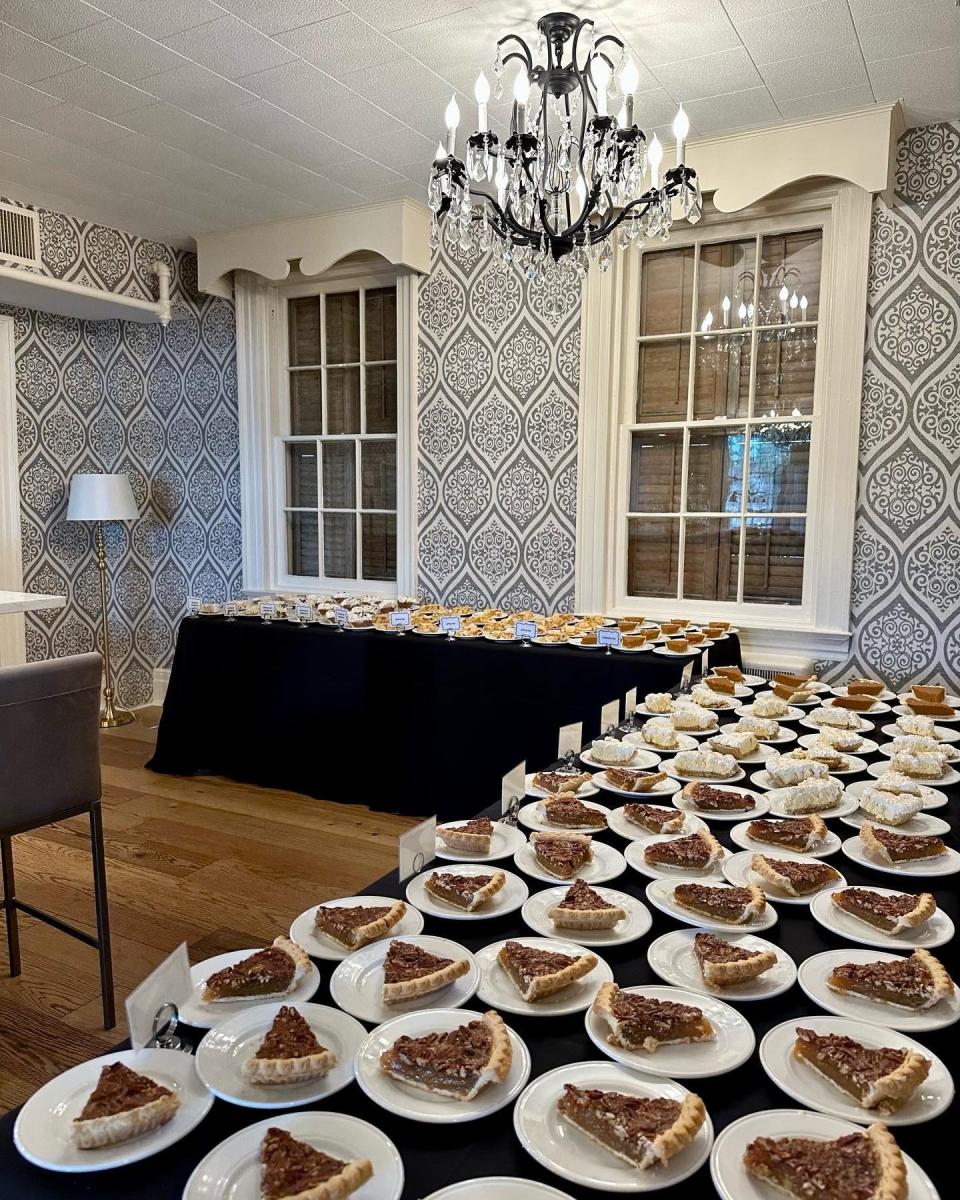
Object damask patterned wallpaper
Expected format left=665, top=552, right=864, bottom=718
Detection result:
left=822, top=121, right=960, bottom=693
left=417, top=238, right=581, bottom=611
left=3, top=199, right=240, bottom=707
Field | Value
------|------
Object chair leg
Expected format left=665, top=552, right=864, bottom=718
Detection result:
left=1, top=836, right=21, bottom=977
left=90, top=804, right=115, bottom=1029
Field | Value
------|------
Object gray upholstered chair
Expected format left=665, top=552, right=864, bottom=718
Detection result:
left=0, top=652, right=115, bottom=1027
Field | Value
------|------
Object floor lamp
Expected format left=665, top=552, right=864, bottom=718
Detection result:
left=67, top=472, right=139, bottom=728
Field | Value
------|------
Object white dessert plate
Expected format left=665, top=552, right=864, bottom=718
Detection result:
left=652, top=644, right=703, bottom=656
left=799, top=714, right=875, bottom=734
left=798, top=732, right=878, bottom=755
left=729, top=820, right=841, bottom=858
left=673, top=784, right=768, bottom=821
left=892, top=703, right=960, bottom=723
left=723, top=849, right=845, bottom=905
left=623, top=731, right=699, bottom=753
left=734, top=703, right=805, bottom=722
left=810, top=885, right=955, bottom=950
left=661, top=758, right=747, bottom=784
left=475, top=936, right=613, bottom=1017
left=831, top=684, right=897, bottom=702
left=866, top=759, right=960, bottom=786
left=636, top=703, right=687, bottom=718
left=580, top=746, right=661, bottom=771
left=423, top=1179, right=576, bottom=1200
left=646, top=929, right=796, bottom=1001
left=435, top=819, right=527, bottom=862
left=290, top=896, right=423, bottom=962
left=405, top=864, right=529, bottom=921
left=841, top=833, right=960, bottom=878
left=518, top=798, right=610, bottom=834
left=898, top=690, right=960, bottom=707
left=880, top=721, right=960, bottom=744
left=877, top=740, right=959, bottom=761
left=644, top=877, right=778, bottom=932
left=608, top=804, right=706, bottom=841
left=841, top=809, right=950, bottom=836
left=525, top=771, right=599, bottom=798
left=845, top=779, right=947, bottom=811
left=594, top=770, right=681, bottom=798
left=764, top=790, right=859, bottom=820
left=625, top=836, right=730, bottom=882
left=521, top=886, right=653, bottom=947
left=513, top=838, right=626, bottom=885
left=181, top=950, right=320, bottom=1030
left=744, top=725, right=798, bottom=745
left=354, top=1007, right=531, bottom=1123
left=752, top=689, right=821, bottom=709
left=329, top=934, right=479, bottom=1024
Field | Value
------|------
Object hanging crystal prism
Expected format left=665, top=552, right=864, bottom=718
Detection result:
left=684, top=176, right=703, bottom=225
left=493, top=42, right=504, bottom=99
left=429, top=214, right=440, bottom=251
left=598, top=239, right=612, bottom=271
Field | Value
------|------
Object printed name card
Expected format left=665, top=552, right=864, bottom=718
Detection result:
left=681, top=660, right=694, bottom=688
left=224, top=601, right=238, bottom=619
left=399, top=816, right=437, bottom=881
left=389, top=608, right=411, bottom=629
left=597, top=627, right=621, bottom=649
left=333, top=606, right=349, bottom=626
left=186, top=596, right=200, bottom=615
left=625, top=687, right=638, bottom=719
left=501, top=760, right=526, bottom=815
left=515, top=620, right=538, bottom=640
left=558, top=721, right=583, bottom=759
left=701, top=648, right=710, bottom=677
left=439, top=615, right=461, bottom=634
left=600, top=698, right=620, bottom=732
left=296, top=602, right=313, bottom=622
left=259, top=601, right=277, bottom=620
left=126, top=943, right=192, bottom=1050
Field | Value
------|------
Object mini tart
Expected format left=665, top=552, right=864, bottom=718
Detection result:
left=643, top=828, right=724, bottom=872
left=682, top=781, right=755, bottom=812
left=378, top=1009, right=511, bottom=1100
left=827, top=948, right=954, bottom=1010
left=693, top=932, right=776, bottom=987
left=593, top=981, right=714, bottom=1052
left=436, top=818, right=493, bottom=854
left=530, top=831, right=593, bottom=879
left=260, top=1126, right=373, bottom=1200
left=202, top=937, right=310, bottom=1003
left=793, top=1026, right=930, bottom=1113
left=541, top=795, right=607, bottom=829
left=673, top=882, right=767, bottom=924
left=751, top=853, right=840, bottom=896
left=424, top=868, right=505, bottom=912
left=243, top=1006, right=336, bottom=1085
left=605, top=768, right=669, bottom=793
left=313, top=900, right=406, bottom=950
left=557, top=1084, right=706, bottom=1170
left=381, top=939, right=471, bottom=1004
left=547, top=879, right=626, bottom=930
left=532, top=770, right=592, bottom=794
left=746, top=815, right=828, bottom=852
left=623, top=802, right=685, bottom=834
left=742, top=1122, right=907, bottom=1200
left=830, top=888, right=936, bottom=934
left=497, top=940, right=597, bottom=1001
left=860, top=823, right=946, bottom=864
left=72, top=1063, right=179, bottom=1149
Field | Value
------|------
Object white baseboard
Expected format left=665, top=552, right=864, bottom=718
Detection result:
left=152, top=667, right=171, bottom=705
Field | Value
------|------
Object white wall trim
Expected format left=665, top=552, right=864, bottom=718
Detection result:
left=235, top=270, right=274, bottom=593
left=0, top=314, right=25, bottom=666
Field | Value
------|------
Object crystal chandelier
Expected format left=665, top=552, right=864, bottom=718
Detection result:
left=427, top=10, right=702, bottom=278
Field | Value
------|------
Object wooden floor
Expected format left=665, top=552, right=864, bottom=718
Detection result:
left=0, top=711, right=416, bottom=1115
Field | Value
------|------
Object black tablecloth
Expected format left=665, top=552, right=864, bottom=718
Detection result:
left=148, top=619, right=741, bottom=819
left=5, top=697, right=956, bottom=1199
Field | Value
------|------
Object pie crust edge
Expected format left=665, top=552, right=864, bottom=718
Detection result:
left=381, top=949, right=472, bottom=1004
left=830, top=888, right=936, bottom=932
left=750, top=853, right=836, bottom=896
left=426, top=868, right=506, bottom=909
left=73, top=1092, right=179, bottom=1149
left=498, top=944, right=598, bottom=1000
left=696, top=939, right=777, bottom=986
left=314, top=900, right=406, bottom=948
left=793, top=1035, right=930, bottom=1112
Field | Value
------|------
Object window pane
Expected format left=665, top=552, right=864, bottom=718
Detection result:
left=362, top=513, right=396, bottom=580
left=737, top=517, right=805, bottom=604
left=636, top=339, right=690, bottom=423
left=639, top=247, right=695, bottom=335
left=325, top=367, right=361, bottom=433
left=323, top=512, right=356, bottom=577
left=629, top=430, right=683, bottom=512
left=288, top=512, right=319, bottom=576
left=693, top=331, right=751, bottom=420
left=290, top=370, right=322, bottom=434
left=365, top=287, right=396, bottom=360
left=366, top=364, right=397, bottom=433
left=687, top=428, right=745, bottom=513
left=758, top=230, right=822, bottom=323
left=286, top=443, right=318, bottom=507
left=747, top=423, right=810, bottom=512
left=697, top=239, right=755, bottom=332
left=288, top=298, right=321, bottom=366
left=683, top=517, right=739, bottom=601
left=325, top=291, right=360, bottom=364
left=627, top=518, right=680, bottom=597
left=322, top=442, right=355, bottom=508
left=362, top=441, right=396, bottom=509
left=755, top=328, right=816, bottom=417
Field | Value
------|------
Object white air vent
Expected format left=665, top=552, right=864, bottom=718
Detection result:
left=0, top=203, right=40, bottom=268
left=743, top=662, right=815, bottom=681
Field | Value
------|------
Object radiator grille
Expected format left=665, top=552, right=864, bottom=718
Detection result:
left=0, top=203, right=40, bottom=267
left=743, top=662, right=815, bottom=681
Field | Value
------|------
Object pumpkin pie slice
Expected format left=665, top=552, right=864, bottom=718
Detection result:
left=72, top=1062, right=179, bottom=1149
left=378, top=1010, right=511, bottom=1100
left=436, top=818, right=493, bottom=854
left=557, top=1084, right=706, bottom=1170
left=497, top=940, right=597, bottom=1001
left=751, top=853, right=840, bottom=896
left=644, top=828, right=725, bottom=872
left=827, top=948, right=954, bottom=1010
left=381, top=939, right=470, bottom=1004
left=793, top=1026, right=930, bottom=1113
left=746, top=815, right=828, bottom=852
left=202, top=937, right=310, bottom=1003
left=592, top=981, right=714, bottom=1052
left=860, top=824, right=946, bottom=864
left=623, top=802, right=685, bottom=834
left=243, top=1006, right=336, bottom=1086
left=532, top=770, right=592, bottom=794
left=830, top=888, right=936, bottom=934
left=530, top=831, right=593, bottom=878
left=693, top=933, right=776, bottom=987
left=541, top=795, right=607, bottom=830
left=313, top=900, right=406, bottom=950
left=424, top=869, right=505, bottom=912
left=547, top=879, right=626, bottom=931
left=681, top=781, right=755, bottom=812
left=673, top=882, right=767, bottom=924
left=260, top=1126, right=373, bottom=1200
left=743, top=1122, right=907, bottom=1200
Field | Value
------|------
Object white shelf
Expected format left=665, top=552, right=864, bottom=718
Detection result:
left=0, top=261, right=174, bottom=325
left=0, top=590, right=65, bottom=615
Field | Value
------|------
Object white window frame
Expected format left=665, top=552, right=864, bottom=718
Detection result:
left=576, top=182, right=872, bottom=662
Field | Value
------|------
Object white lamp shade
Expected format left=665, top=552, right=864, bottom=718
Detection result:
left=67, top=473, right=138, bottom=522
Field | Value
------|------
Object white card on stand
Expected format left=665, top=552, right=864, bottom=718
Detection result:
left=600, top=698, right=619, bottom=733
left=501, top=761, right=526, bottom=815
left=399, top=816, right=437, bottom=881
left=681, top=660, right=694, bottom=688
left=701, top=648, right=710, bottom=677
left=126, top=943, right=192, bottom=1050
left=625, top=687, right=637, bottom=719
left=558, top=722, right=582, bottom=759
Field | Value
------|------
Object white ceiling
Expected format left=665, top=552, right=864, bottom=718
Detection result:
left=0, top=0, right=956, bottom=249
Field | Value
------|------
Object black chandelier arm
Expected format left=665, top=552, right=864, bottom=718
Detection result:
left=497, top=33, right=533, bottom=72
left=462, top=186, right=539, bottom=242
left=569, top=17, right=594, bottom=73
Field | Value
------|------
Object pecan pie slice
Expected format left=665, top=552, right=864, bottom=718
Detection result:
left=605, top=768, right=669, bottom=793
left=381, top=939, right=471, bottom=1004
left=260, top=1126, right=373, bottom=1200
left=743, top=1122, right=906, bottom=1200
left=313, top=900, right=406, bottom=949
left=746, top=815, right=828, bottom=852
left=751, top=853, right=840, bottom=896
left=547, top=879, right=626, bottom=931
left=623, top=802, right=685, bottom=834
left=73, top=1063, right=179, bottom=1149
left=860, top=824, right=946, bottom=864
left=593, top=981, right=713, bottom=1052
left=530, top=831, right=592, bottom=878
left=557, top=1085, right=706, bottom=1170
left=436, top=818, right=493, bottom=854
left=202, top=937, right=310, bottom=1003
left=793, top=1026, right=930, bottom=1113
left=827, top=948, right=954, bottom=1010
left=532, top=770, right=592, bottom=794
left=681, top=781, right=755, bottom=812
left=424, top=868, right=506, bottom=911
left=243, top=1006, right=336, bottom=1086
left=693, top=933, right=776, bottom=987
left=497, top=940, right=597, bottom=1001
left=378, top=1010, right=512, bottom=1100
left=830, top=888, right=936, bottom=934
left=644, top=828, right=725, bottom=872
left=673, top=882, right=767, bottom=924
left=541, top=794, right=607, bottom=830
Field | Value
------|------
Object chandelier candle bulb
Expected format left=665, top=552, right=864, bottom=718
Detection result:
left=722, top=295, right=731, bottom=326
left=738, top=301, right=748, bottom=325
left=649, top=132, right=663, bottom=188
left=475, top=71, right=490, bottom=131
left=444, top=94, right=460, bottom=155
left=620, top=55, right=639, bottom=126
left=513, top=70, right=530, bottom=133
left=779, top=283, right=789, bottom=316
left=591, top=53, right=611, bottom=117
left=673, top=103, right=689, bottom=166
left=800, top=294, right=808, bottom=317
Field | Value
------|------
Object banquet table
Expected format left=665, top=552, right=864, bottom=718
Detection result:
left=148, top=617, right=741, bottom=819
left=5, top=693, right=956, bottom=1199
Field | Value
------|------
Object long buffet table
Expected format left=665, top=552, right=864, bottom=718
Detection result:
left=5, top=690, right=955, bottom=1198
left=147, top=617, right=741, bottom=818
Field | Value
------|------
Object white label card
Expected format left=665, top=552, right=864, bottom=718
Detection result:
left=296, top=603, right=313, bottom=622
left=259, top=601, right=277, bottom=619
left=625, top=687, right=638, bottom=718
left=701, top=648, right=710, bottom=677
left=186, top=596, right=200, bottom=615
left=501, top=760, right=526, bottom=815
left=439, top=615, right=461, bottom=633
left=600, top=699, right=620, bottom=732
left=333, top=606, right=349, bottom=625
left=389, top=608, right=411, bottom=628
left=224, top=601, right=238, bottom=618
left=515, top=620, right=538, bottom=640
left=681, top=660, right=694, bottom=688
left=126, top=943, right=192, bottom=1051
left=558, top=722, right=583, bottom=759
left=399, top=816, right=437, bottom=881
left=597, top=627, right=621, bottom=648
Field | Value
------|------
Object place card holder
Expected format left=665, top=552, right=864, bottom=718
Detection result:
left=389, top=608, right=411, bottom=635
left=333, top=606, right=349, bottom=630
left=440, top=615, right=461, bottom=640
left=597, top=627, right=621, bottom=655
left=126, top=944, right=192, bottom=1053
left=601, top=699, right=620, bottom=738
left=224, top=600, right=237, bottom=621
left=680, top=660, right=695, bottom=692
left=558, top=722, right=582, bottom=767
left=146, top=1002, right=189, bottom=1053
left=399, top=816, right=437, bottom=881
left=501, top=760, right=526, bottom=825
left=259, top=601, right=277, bottom=623
left=515, top=619, right=537, bottom=646
left=295, top=602, right=313, bottom=627
left=621, top=687, right=638, bottom=732
left=186, top=596, right=201, bottom=617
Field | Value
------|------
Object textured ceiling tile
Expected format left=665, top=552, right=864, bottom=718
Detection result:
left=0, top=21, right=83, bottom=82
left=18, top=102, right=139, bottom=148
left=869, top=48, right=960, bottom=125
left=35, top=65, right=158, bottom=116
left=0, top=74, right=63, bottom=121
left=89, top=0, right=224, bottom=40
left=777, top=83, right=877, bottom=119
left=612, top=0, right=741, bottom=67
left=275, top=12, right=406, bottom=78
left=215, top=0, right=346, bottom=34
left=760, top=48, right=870, bottom=102
left=653, top=47, right=763, bottom=102
left=137, top=63, right=256, bottom=117
left=345, top=0, right=472, bottom=32
left=683, top=86, right=782, bottom=135
left=163, top=14, right=297, bottom=79
left=52, top=19, right=188, bottom=80
left=735, top=1, right=860, bottom=65
left=849, top=0, right=960, bottom=62
left=0, top=0, right=104, bottom=40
